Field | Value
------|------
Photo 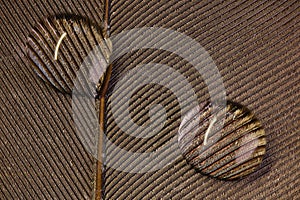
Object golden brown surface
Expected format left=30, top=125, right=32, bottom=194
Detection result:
left=105, top=0, right=299, bottom=199
left=0, top=0, right=299, bottom=199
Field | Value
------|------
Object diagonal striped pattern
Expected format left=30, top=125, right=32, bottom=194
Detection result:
left=104, top=0, right=300, bottom=199
left=0, top=1, right=104, bottom=199
left=0, top=0, right=299, bottom=200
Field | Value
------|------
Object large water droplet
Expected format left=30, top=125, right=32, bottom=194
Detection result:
left=26, top=17, right=111, bottom=94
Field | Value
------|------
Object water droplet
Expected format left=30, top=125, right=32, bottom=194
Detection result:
left=26, top=17, right=111, bottom=94
left=178, top=101, right=266, bottom=180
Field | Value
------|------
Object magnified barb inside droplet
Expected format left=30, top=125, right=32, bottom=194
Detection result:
left=26, top=17, right=111, bottom=94
left=178, top=101, right=266, bottom=180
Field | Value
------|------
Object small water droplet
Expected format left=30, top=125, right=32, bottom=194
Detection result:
left=178, top=101, right=266, bottom=180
